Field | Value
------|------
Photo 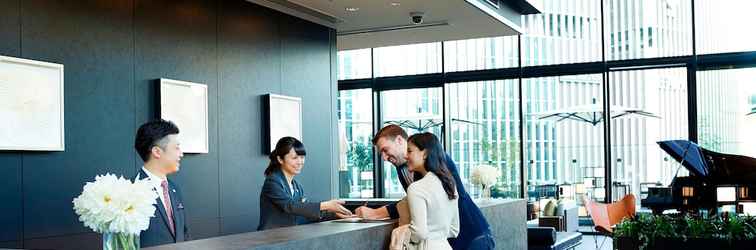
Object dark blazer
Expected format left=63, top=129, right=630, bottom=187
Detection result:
left=257, top=169, right=321, bottom=231
left=135, top=169, right=189, bottom=247
left=386, top=154, right=492, bottom=250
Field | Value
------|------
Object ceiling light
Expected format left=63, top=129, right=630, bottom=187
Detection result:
left=391, top=2, right=401, bottom=6
left=345, top=7, right=359, bottom=12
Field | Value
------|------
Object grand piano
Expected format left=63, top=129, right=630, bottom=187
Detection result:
left=642, top=140, right=756, bottom=214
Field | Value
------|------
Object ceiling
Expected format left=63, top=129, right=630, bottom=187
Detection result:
left=249, top=0, right=541, bottom=50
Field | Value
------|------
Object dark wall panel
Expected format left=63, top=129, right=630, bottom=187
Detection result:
left=0, top=0, right=335, bottom=247
left=280, top=16, right=335, bottom=201
left=20, top=0, right=135, bottom=238
left=0, top=0, right=23, bottom=244
left=133, top=0, right=221, bottom=224
left=217, top=0, right=281, bottom=233
left=0, top=154, right=21, bottom=243
left=0, top=0, right=19, bottom=56
left=0, top=241, right=21, bottom=249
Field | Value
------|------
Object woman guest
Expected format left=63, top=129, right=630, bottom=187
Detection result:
left=406, top=132, right=460, bottom=249
left=258, top=137, right=352, bottom=231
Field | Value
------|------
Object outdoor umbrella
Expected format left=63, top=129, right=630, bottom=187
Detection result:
left=535, top=98, right=660, bottom=126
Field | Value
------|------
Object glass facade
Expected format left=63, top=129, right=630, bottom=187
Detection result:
left=697, top=68, right=756, bottom=158
left=338, top=48, right=371, bottom=80
left=337, top=89, right=374, bottom=198
left=605, top=0, right=692, bottom=60
left=447, top=80, right=521, bottom=198
left=695, top=0, right=756, bottom=54
left=444, top=36, right=519, bottom=72
left=521, top=0, right=602, bottom=66
left=380, top=88, right=443, bottom=198
left=336, top=0, right=756, bottom=204
left=373, top=42, right=442, bottom=77
left=608, top=68, right=688, bottom=204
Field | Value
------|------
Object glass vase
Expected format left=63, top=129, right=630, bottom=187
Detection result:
left=481, top=184, right=491, bottom=200
left=103, top=232, right=139, bottom=250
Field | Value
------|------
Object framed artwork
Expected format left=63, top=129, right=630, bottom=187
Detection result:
left=0, top=55, right=65, bottom=151
left=262, top=94, right=302, bottom=154
left=159, top=78, right=209, bottom=153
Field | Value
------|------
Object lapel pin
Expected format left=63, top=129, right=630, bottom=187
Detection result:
left=172, top=189, right=176, bottom=193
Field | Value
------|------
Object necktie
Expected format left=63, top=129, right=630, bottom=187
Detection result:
left=161, top=180, right=175, bottom=235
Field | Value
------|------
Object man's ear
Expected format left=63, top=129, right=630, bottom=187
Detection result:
left=395, top=136, right=405, bottom=146
left=151, top=146, right=162, bottom=160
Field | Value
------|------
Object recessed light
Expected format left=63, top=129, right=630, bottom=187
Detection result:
left=345, top=7, right=359, bottom=12
left=390, top=2, right=401, bottom=6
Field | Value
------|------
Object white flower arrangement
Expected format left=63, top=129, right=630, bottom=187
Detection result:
left=470, top=164, right=501, bottom=187
left=72, top=174, right=158, bottom=236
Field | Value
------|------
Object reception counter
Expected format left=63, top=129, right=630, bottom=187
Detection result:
left=144, top=198, right=525, bottom=250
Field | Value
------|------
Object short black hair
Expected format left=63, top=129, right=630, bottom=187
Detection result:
left=134, top=119, right=179, bottom=162
left=264, top=137, right=306, bottom=176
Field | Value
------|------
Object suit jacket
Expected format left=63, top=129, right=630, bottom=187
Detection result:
left=257, top=169, right=321, bottom=231
left=135, top=169, right=189, bottom=247
left=386, top=154, right=492, bottom=250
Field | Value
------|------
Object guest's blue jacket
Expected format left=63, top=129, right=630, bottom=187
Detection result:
left=386, top=153, right=491, bottom=250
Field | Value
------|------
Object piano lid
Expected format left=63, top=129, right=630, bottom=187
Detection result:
left=657, top=140, right=708, bottom=177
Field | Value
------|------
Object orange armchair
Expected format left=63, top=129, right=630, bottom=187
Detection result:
left=583, top=194, right=636, bottom=234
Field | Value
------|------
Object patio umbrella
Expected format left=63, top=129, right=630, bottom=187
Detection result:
left=535, top=98, right=660, bottom=126
left=384, top=118, right=443, bottom=132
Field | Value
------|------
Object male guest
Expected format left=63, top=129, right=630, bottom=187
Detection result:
left=134, top=119, right=189, bottom=247
left=355, top=125, right=495, bottom=250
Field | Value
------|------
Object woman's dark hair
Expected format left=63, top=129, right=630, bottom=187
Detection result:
left=264, top=137, right=307, bottom=176
left=407, top=132, right=457, bottom=200
left=134, top=119, right=179, bottom=162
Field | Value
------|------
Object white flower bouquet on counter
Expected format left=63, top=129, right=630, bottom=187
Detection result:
left=72, top=174, right=158, bottom=250
left=470, top=165, right=501, bottom=199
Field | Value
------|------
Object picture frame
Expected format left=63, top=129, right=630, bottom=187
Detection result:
left=262, top=94, right=302, bottom=154
left=0, top=55, right=65, bottom=151
left=158, top=78, right=209, bottom=153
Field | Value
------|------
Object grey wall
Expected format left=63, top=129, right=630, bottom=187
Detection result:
left=0, top=0, right=337, bottom=249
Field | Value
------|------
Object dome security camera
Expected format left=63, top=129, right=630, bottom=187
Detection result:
left=410, top=12, right=424, bottom=24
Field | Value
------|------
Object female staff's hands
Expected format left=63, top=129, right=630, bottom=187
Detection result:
left=321, top=199, right=353, bottom=216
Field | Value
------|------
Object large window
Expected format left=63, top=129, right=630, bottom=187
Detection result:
left=608, top=68, right=688, bottom=204
left=338, top=48, right=372, bottom=80
left=447, top=80, right=522, bottom=198
left=697, top=68, right=756, bottom=157
left=380, top=88, right=443, bottom=197
left=521, top=0, right=603, bottom=66
left=374, top=42, right=442, bottom=77
left=604, top=0, right=692, bottom=60
left=337, top=89, right=374, bottom=198
left=695, top=0, right=756, bottom=54
left=444, top=36, right=519, bottom=72
left=524, top=74, right=605, bottom=216
left=336, top=0, right=756, bottom=202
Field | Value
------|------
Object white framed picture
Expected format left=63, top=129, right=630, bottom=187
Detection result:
left=262, top=94, right=302, bottom=154
left=0, top=55, right=65, bottom=151
left=159, top=78, right=209, bottom=153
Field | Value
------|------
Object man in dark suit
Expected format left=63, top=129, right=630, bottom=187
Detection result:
left=355, top=125, right=495, bottom=250
left=133, top=119, right=189, bottom=247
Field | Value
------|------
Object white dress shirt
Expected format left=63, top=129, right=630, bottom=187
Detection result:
left=141, top=166, right=170, bottom=211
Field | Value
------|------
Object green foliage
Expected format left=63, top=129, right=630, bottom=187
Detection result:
left=685, top=215, right=716, bottom=239
left=348, top=142, right=373, bottom=173
left=613, top=214, right=756, bottom=249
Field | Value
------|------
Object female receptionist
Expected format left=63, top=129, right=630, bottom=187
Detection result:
left=257, top=136, right=353, bottom=230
